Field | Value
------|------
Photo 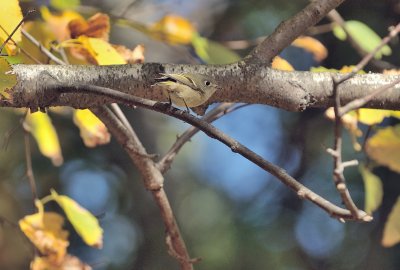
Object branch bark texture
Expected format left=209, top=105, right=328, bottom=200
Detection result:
left=8, top=63, right=400, bottom=113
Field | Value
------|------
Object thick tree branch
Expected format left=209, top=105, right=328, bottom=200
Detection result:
left=7, top=64, right=400, bottom=113
left=245, top=0, right=346, bottom=64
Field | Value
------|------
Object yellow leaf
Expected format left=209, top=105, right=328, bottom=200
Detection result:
left=272, top=56, right=294, bottom=71
left=292, top=36, right=328, bottom=61
left=51, top=190, right=103, bottom=248
left=149, top=15, right=196, bottom=44
left=357, top=108, right=391, bottom=125
left=24, top=112, right=63, bottom=166
left=0, top=0, right=23, bottom=55
left=366, top=125, right=400, bottom=173
left=382, top=197, right=400, bottom=247
left=40, top=6, right=83, bottom=42
left=0, top=57, right=16, bottom=99
left=359, top=164, right=383, bottom=214
left=62, top=36, right=126, bottom=65
left=19, top=200, right=69, bottom=263
left=73, top=109, right=111, bottom=147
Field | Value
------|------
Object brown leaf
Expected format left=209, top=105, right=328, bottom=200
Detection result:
left=69, top=13, right=110, bottom=41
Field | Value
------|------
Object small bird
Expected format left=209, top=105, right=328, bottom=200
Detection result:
left=154, top=73, right=219, bottom=110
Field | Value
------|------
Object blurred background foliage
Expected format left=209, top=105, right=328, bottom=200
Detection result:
left=1, top=0, right=400, bottom=269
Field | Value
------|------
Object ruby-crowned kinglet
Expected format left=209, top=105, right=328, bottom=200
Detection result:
left=154, top=73, right=219, bottom=109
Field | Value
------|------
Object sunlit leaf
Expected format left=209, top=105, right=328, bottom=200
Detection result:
left=366, top=125, right=400, bottom=173
left=50, top=190, right=103, bottom=248
left=61, top=36, right=126, bottom=65
left=359, top=164, right=383, bottom=214
left=149, top=15, right=196, bottom=44
left=311, top=65, right=365, bottom=74
left=50, top=0, right=80, bottom=10
left=292, top=36, right=328, bottom=61
left=0, top=57, right=16, bottom=99
left=357, top=109, right=392, bottom=125
left=31, top=254, right=92, bottom=270
left=73, top=109, right=111, bottom=147
left=24, top=112, right=63, bottom=166
left=382, top=197, right=400, bottom=247
left=114, top=44, right=145, bottom=64
left=19, top=200, right=69, bottom=263
left=0, top=0, right=23, bottom=56
left=333, top=20, right=391, bottom=59
left=272, top=56, right=294, bottom=71
left=192, top=34, right=241, bottom=64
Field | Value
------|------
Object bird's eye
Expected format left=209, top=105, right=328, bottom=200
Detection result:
left=205, top=81, right=211, bottom=86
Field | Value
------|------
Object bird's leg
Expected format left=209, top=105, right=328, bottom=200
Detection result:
left=182, top=99, right=190, bottom=113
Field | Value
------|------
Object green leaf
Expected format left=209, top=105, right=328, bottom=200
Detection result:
left=50, top=0, right=80, bottom=10
left=50, top=189, right=103, bottom=248
left=382, top=197, right=400, bottom=247
left=332, top=20, right=392, bottom=59
left=191, top=34, right=241, bottom=64
left=359, top=164, right=383, bottom=214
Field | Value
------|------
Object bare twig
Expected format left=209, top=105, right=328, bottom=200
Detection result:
left=54, top=83, right=371, bottom=221
left=327, top=9, right=397, bottom=71
left=23, top=129, right=38, bottom=204
left=331, top=78, right=361, bottom=218
left=91, top=106, right=195, bottom=270
left=334, top=23, right=400, bottom=115
left=335, top=22, right=400, bottom=85
left=21, top=29, right=66, bottom=65
left=157, top=103, right=246, bottom=173
left=327, top=22, right=400, bottom=219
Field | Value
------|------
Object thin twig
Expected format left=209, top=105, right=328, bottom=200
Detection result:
left=157, top=103, right=247, bottom=173
left=331, top=78, right=361, bottom=218
left=21, top=29, right=66, bottom=65
left=327, top=9, right=397, bottom=71
left=55, top=83, right=371, bottom=221
left=0, top=10, right=35, bottom=54
left=335, top=22, right=400, bottom=85
left=326, top=22, right=400, bottom=219
left=23, top=129, right=38, bottom=204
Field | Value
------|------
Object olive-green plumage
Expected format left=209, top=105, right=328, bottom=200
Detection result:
left=154, top=73, right=219, bottom=108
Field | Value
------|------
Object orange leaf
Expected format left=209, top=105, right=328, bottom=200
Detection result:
left=149, top=15, right=196, bottom=44
left=69, top=13, right=110, bottom=41
left=31, top=254, right=92, bottom=270
left=19, top=200, right=69, bottom=264
left=272, top=56, right=294, bottom=71
left=73, top=109, right=111, bottom=147
left=292, top=36, right=328, bottom=62
left=0, top=0, right=23, bottom=55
